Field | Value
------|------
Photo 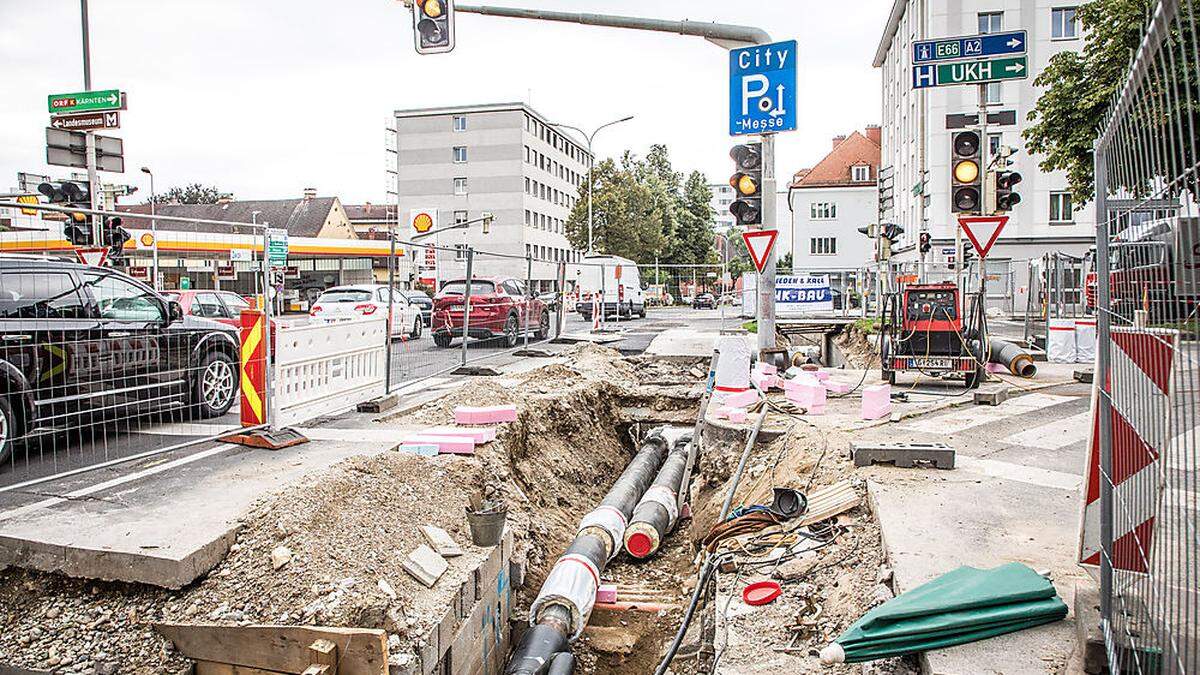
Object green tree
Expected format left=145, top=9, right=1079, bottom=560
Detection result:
left=722, top=228, right=752, bottom=279
left=778, top=252, right=794, bottom=273
left=674, top=171, right=718, bottom=266
left=565, top=158, right=666, bottom=260
left=1023, top=0, right=1183, bottom=204
left=149, top=183, right=228, bottom=205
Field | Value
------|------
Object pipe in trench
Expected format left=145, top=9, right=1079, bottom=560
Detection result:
left=624, top=435, right=692, bottom=559
left=504, top=428, right=677, bottom=675
left=982, top=337, right=1038, bottom=378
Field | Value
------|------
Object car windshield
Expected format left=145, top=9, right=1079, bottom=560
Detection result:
left=162, top=292, right=180, bottom=302
left=319, top=290, right=373, bottom=303
left=440, top=281, right=496, bottom=296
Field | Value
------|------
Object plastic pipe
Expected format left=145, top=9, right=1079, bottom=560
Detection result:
left=988, top=338, right=1038, bottom=378
left=624, top=436, right=691, bottom=559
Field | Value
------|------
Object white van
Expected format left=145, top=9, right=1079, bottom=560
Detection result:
left=574, top=254, right=645, bottom=320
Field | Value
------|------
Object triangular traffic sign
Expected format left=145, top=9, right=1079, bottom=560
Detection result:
left=957, top=215, right=1009, bottom=259
left=742, top=229, right=779, bottom=274
left=74, top=247, right=108, bottom=267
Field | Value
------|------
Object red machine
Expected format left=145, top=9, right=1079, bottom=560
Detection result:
left=882, top=282, right=983, bottom=388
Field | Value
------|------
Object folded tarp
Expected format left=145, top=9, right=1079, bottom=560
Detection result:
left=822, top=562, right=1068, bottom=664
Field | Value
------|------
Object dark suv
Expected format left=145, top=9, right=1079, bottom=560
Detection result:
left=0, top=256, right=240, bottom=462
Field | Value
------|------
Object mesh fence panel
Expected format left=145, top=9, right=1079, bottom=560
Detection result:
left=1091, top=0, right=1200, bottom=669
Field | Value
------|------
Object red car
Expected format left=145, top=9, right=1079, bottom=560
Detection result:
left=431, top=277, right=549, bottom=348
left=162, top=290, right=252, bottom=328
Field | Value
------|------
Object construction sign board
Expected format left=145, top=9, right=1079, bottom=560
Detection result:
left=742, top=229, right=779, bottom=274
left=957, top=215, right=1009, bottom=259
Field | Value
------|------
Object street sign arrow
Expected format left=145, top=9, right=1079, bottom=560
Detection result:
left=957, top=215, right=1010, bottom=259
left=729, top=39, right=797, bottom=136
left=47, top=89, right=124, bottom=114
left=742, top=229, right=779, bottom=274
left=49, top=111, right=120, bottom=131
left=912, top=55, right=1029, bottom=90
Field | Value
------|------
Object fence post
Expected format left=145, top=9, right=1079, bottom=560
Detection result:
left=385, top=227, right=396, bottom=392
left=460, top=247, right=474, bottom=368
left=1093, top=144, right=1115, bottom=653
left=260, top=225, right=275, bottom=428
left=556, top=261, right=567, bottom=338
left=525, top=254, right=532, bottom=350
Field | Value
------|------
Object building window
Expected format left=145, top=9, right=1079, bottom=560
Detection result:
left=1050, top=192, right=1074, bottom=222
left=453, top=177, right=468, bottom=195
left=454, top=244, right=468, bottom=261
left=1052, top=7, right=1078, bottom=39
left=810, top=237, right=838, bottom=256
left=452, top=115, right=467, bottom=132
left=454, top=210, right=468, bottom=225
left=851, top=165, right=871, bottom=182
left=810, top=202, right=837, bottom=220
left=984, top=82, right=1001, bottom=105
left=978, top=12, right=1003, bottom=34
left=989, top=133, right=1003, bottom=157
left=453, top=146, right=467, bottom=163
left=525, top=210, right=531, bottom=226
left=525, top=177, right=531, bottom=194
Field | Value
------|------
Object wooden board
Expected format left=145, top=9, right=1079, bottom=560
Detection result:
left=797, top=480, right=859, bottom=526
left=195, top=662, right=289, bottom=675
left=154, top=624, right=387, bottom=675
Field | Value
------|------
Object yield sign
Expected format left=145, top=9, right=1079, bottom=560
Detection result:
left=957, top=215, right=1009, bottom=259
left=742, top=229, right=779, bottom=274
left=74, top=247, right=108, bottom=267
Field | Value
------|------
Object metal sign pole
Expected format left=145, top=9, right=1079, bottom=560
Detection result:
left=460, top=247, right=474, bottom=367
left=260, top=225, right=275, bottom=428
left=79, top=0, right=102, bottom=244
left=385, top=226, right=397, bottom=392
left=524, top=254, right=532, bottom=350
left=758, top=133, right=777, bottom=356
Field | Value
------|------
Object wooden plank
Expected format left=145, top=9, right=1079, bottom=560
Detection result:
left=194, top=661, right=290, bottom=675
left=154, top=624, right=387, bottom=675
left=797, top=480, right=859, bottom=526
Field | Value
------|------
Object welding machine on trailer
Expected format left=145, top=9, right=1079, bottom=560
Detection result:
left=881, top=282, right=984, bottom=388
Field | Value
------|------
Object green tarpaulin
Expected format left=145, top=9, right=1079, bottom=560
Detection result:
left=823, top=562, right=1068, bottom=663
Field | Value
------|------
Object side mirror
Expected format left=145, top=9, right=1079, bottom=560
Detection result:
left=167, top=300, right=184, bottom=324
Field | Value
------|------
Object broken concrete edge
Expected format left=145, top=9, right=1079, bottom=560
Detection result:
left=0, top=526, right=240, bottom=590
left=451, top=366, right=503, bottom=377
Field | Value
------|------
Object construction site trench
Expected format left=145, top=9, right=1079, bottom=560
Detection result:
left=0, top=344, right=906, bottom=675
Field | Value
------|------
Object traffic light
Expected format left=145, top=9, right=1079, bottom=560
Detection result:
left=412, top=0, right=455, bottom=54
left=481, top=212, right=493, bottom=234
left=103, top=216, right=130, bottom=264
left=950, top=131, right=982, bottom=214
left=729, top=143, right=762, bottom=227
left=856, top=223, right=877, bottom=238
left=962, top=241, right=976, bottom=265
left=994, top=170, right=1022, bottom=212
left=879, top=223, right=903, bottom=260
left=919, top=231, right=932, bottom=254
left=38, top=181, right=92, bottom=245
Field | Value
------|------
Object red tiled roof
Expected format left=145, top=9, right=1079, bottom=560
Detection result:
left=791, top=130, right=881, bottom=188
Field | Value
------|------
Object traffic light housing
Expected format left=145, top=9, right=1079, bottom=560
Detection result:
left=950, top=131, right=982, bottom=214
left=103, top=216, right=130, bottom=264
left=878, top=223, right=903, bottom=260
left=919, top=231, right=932, bottom=254
left=729, top=143, right=762, bottom=227
left=38, top=181, right=92, bottom=245
left=412, top=0, right=455, bottom=54
left=994, top=170, right=1022, bottom=212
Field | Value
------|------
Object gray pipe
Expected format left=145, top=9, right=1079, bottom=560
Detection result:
left=987, top=338, right=1038, bottom=378
left=624, top=436, right=691, bottom=559
left=457, top=5, right=772, bottom=45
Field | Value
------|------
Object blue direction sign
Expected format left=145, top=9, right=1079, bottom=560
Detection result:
left=912, top=30, right=1027, bottom=63
left=729, top=39, right=797, bottom=136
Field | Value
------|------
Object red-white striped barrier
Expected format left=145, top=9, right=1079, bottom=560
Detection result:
left=1078, top=327, right=1180, bottom=574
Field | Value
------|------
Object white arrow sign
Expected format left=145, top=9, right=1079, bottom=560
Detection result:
left=1006, top=62, right=1025, bottom=74
left=1007, top=37, right=1022, bottom=48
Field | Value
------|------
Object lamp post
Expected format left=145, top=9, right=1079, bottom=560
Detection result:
left=139, top=167, right=158, bottom=289
left=547, top=115, right=634, bottom=255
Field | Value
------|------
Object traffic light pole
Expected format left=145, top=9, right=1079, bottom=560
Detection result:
left=80, top=0, right=101, bottom=244
left=758, top=133, right=777, bottom=357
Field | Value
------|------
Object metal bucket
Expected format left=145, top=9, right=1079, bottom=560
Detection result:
left=466, top=506, right=508, bottom=547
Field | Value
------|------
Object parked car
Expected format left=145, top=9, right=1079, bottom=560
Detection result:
left=0, top=256, right=240, bottom=462
left=431, top=277, right=549, bottom=348
left=400, top=290, right=433, bottom=327
left=162, top=290, right=253, bottom=329
left=692, top=292, right=716, bottom=309
left=309, top=284, right=422, bottom=339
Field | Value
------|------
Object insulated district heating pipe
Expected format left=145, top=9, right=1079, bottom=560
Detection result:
left=985, top=338, right=1038, bottom=378
left=624, top=433, right=692, bottom=559
left=504, top=428, right=676, bottom=675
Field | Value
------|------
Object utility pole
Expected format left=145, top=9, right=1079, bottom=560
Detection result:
left=80, top=0, right=101, bottom=243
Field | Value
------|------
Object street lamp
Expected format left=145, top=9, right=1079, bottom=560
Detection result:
left=546, top=115, right=634, bottom=255
left=139, top=166, right=159, bottom=290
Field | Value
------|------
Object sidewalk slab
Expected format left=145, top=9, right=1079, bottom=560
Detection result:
left=645, top=328, right=752, bottom=357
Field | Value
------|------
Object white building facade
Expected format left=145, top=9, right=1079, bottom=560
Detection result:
left=393, top=102, right=590, bottom=290
left=788, top=184, right=879, bottom=283
left=709, top=182, right=738, bottom=233
left=874, top=0, right=1093, bottom=274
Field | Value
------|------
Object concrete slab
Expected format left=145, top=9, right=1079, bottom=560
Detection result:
left=645, top=328, right=752, bottom=357
left=0, top=435, right=398, bottom=589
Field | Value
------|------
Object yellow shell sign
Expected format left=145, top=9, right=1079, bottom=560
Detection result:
left=410, top=208, right=437, bottom=234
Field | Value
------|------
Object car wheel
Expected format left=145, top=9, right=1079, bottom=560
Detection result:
left=637, top=305, right=647, bottom=319
left=194, top=351, right=237, bottom=419
left=535, top=310, right=550, bottom=340
left=503, top=314, right=519, bottom=348
left=410, top=316, right=423, bottom=339
left=0, top=397, right=17, bottom=464
left=433, top=333, right=453, bottom=348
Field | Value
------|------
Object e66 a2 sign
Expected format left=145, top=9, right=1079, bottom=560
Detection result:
left=729, top=40, right=797, bottom=136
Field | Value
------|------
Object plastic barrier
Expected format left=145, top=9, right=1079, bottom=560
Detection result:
left=1046, top=319, right=1077, bottom=363
left=271, top=317, right=388, bottom=427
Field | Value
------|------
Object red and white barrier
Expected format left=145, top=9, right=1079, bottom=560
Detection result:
left=1078, top=327, right=1180, bottom=574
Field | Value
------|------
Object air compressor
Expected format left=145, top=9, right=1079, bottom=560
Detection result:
left=881, top=281, right=985, bottom=388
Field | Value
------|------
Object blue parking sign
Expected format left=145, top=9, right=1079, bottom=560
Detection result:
left=729, top=39, right=797, bottom=136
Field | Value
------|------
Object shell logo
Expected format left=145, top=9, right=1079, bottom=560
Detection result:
left=412, top=212, right=434, bottom=233
left=139, top=233, right=155, bottom=247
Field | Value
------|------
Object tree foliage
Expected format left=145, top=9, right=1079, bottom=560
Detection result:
left=148, top=183, right=228, bottom=205
left=1023, top=0, right=1175, bottom=204
left=565, top=145, right=716, bottom=265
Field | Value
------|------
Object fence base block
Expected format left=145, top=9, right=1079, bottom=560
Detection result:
left=451, top=365, right=503, bottom=376
left=221, top=427, right=310, bottom=450
left=357, top=394, right=399, bottom=414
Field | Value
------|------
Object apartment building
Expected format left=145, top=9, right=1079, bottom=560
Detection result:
left=392, top=102, right=590, bottom=290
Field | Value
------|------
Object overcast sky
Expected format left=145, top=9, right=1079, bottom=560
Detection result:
left=0, top=0, right=892, bottom=205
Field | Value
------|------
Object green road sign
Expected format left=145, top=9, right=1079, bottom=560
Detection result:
left=48, top=89, right=122, bottom=114
left=267, top=228, right=289, bottom=266
left=912, top=56, right=1027, bottom=89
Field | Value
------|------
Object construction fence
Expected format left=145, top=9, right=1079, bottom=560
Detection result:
left=1089, top=0, right=1200, bottom=671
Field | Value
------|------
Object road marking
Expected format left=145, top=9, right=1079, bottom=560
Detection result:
left=148, top=423, right=415, bottom=444
left=0, top=445, right=231, bottom=522
left=1001, top=411, right=1092, bottom=450
left=955, top=455, right=1082, bottom=491
left=902, top=392, right=1075, bottom=434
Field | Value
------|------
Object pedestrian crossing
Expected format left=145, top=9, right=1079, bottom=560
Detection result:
left=901, top=392, right=1075, bottom=435
left=1001, top=411, right=1092, bottom=450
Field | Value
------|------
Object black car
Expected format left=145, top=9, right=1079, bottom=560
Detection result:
left=0, top=256, right=240, bottom=462
left=693, top=292, right=716, bottom=309
left=401, top=290, right=433, bottom=326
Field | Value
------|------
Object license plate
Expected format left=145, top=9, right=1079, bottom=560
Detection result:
left=910, top=357, right=954, bottom=370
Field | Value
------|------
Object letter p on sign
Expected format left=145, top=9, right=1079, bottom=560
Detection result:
left=742, top=74, right=769, bottom=115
